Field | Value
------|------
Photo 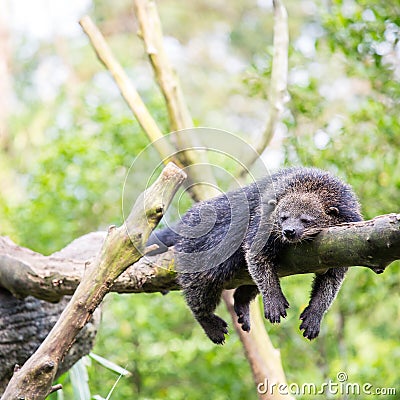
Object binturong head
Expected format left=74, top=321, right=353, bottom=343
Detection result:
left=270, top=192, right=342, bottom=243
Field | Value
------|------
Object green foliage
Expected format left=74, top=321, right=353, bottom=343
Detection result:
left=323, top=1, right=400, bottom=77
left=232, top=0, right=400, bottom=397
left=272, top=0, right=400, bottom=396
left=242, top=52, right=272, bottom=99
left=4, top=101, right=150, bottom=254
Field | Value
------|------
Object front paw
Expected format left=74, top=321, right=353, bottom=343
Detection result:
left=234, top=302, right=251, bottom=332
left=299, top=306, right=322, bottom=340
left=263, top=294, right=290, bottom=324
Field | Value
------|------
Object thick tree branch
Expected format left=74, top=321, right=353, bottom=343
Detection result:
left=1, top=163, right=186, bottom=400
left=1, top=214, right=398, bottom=302
left=279, top=214, right=400, bottom=273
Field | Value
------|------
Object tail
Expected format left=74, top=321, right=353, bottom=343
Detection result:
left=146, top=225, right=179, bottom=255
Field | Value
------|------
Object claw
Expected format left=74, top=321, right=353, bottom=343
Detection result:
left=263, top=295, right=290, bottom=324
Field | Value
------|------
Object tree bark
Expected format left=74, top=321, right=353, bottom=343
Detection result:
left=0, top=290, right=100, bottom=396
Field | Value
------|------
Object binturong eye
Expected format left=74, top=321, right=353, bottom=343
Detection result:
left=280, top=214, right=289, bottom=222
left=300, top=215, right=315, bottom=224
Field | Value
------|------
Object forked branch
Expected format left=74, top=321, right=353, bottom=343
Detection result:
left=1, top=163, right=186, bottom=400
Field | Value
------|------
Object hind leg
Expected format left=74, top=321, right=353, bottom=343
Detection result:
left=300, top=267, right=348, bottom=340
left=233, top=285, right=259, bottom=332
left=179, top=272, right=228, bottom=344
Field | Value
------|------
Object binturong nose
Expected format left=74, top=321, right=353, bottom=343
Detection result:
left=283, top=228, right=296, bottom=239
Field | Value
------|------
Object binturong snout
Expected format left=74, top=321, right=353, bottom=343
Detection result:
left=281, top=220, right=304, bottom=242
left=283, top=228, right=296, bottom=240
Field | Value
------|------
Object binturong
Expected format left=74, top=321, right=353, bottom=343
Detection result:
left=148, top=167, right=384, bottom=344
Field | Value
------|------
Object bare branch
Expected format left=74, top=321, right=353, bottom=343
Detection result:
left=133, top=0, right=220, bottom=200
left=79, top=16, right=177, bottom=165
left=80, top=14, right=218, bottom=201
left=247, top=0, right=289, bottom=166
left=133, top=0, right=192, bottom=131
left=1, top=163, right=186, bottom=400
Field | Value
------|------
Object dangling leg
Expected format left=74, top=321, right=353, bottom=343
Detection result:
left=300, top=267, right=348, bottom=340
left=233, top=285, right=259, bottom=332
left=179, top=272, right=228, bottom=344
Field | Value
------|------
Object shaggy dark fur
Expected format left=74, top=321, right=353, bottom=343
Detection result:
left=148, top=167, right=365, bottom=344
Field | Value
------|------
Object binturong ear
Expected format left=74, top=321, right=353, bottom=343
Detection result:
left=327, top=206, right=339, bottom=216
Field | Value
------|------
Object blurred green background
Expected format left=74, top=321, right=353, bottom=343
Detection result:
left=0, top=0, right=399, bottom=399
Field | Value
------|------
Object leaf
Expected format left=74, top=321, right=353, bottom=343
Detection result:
left=69, top=358, right=91, bottom=400
left=89, top=353, right=131, bottom=376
